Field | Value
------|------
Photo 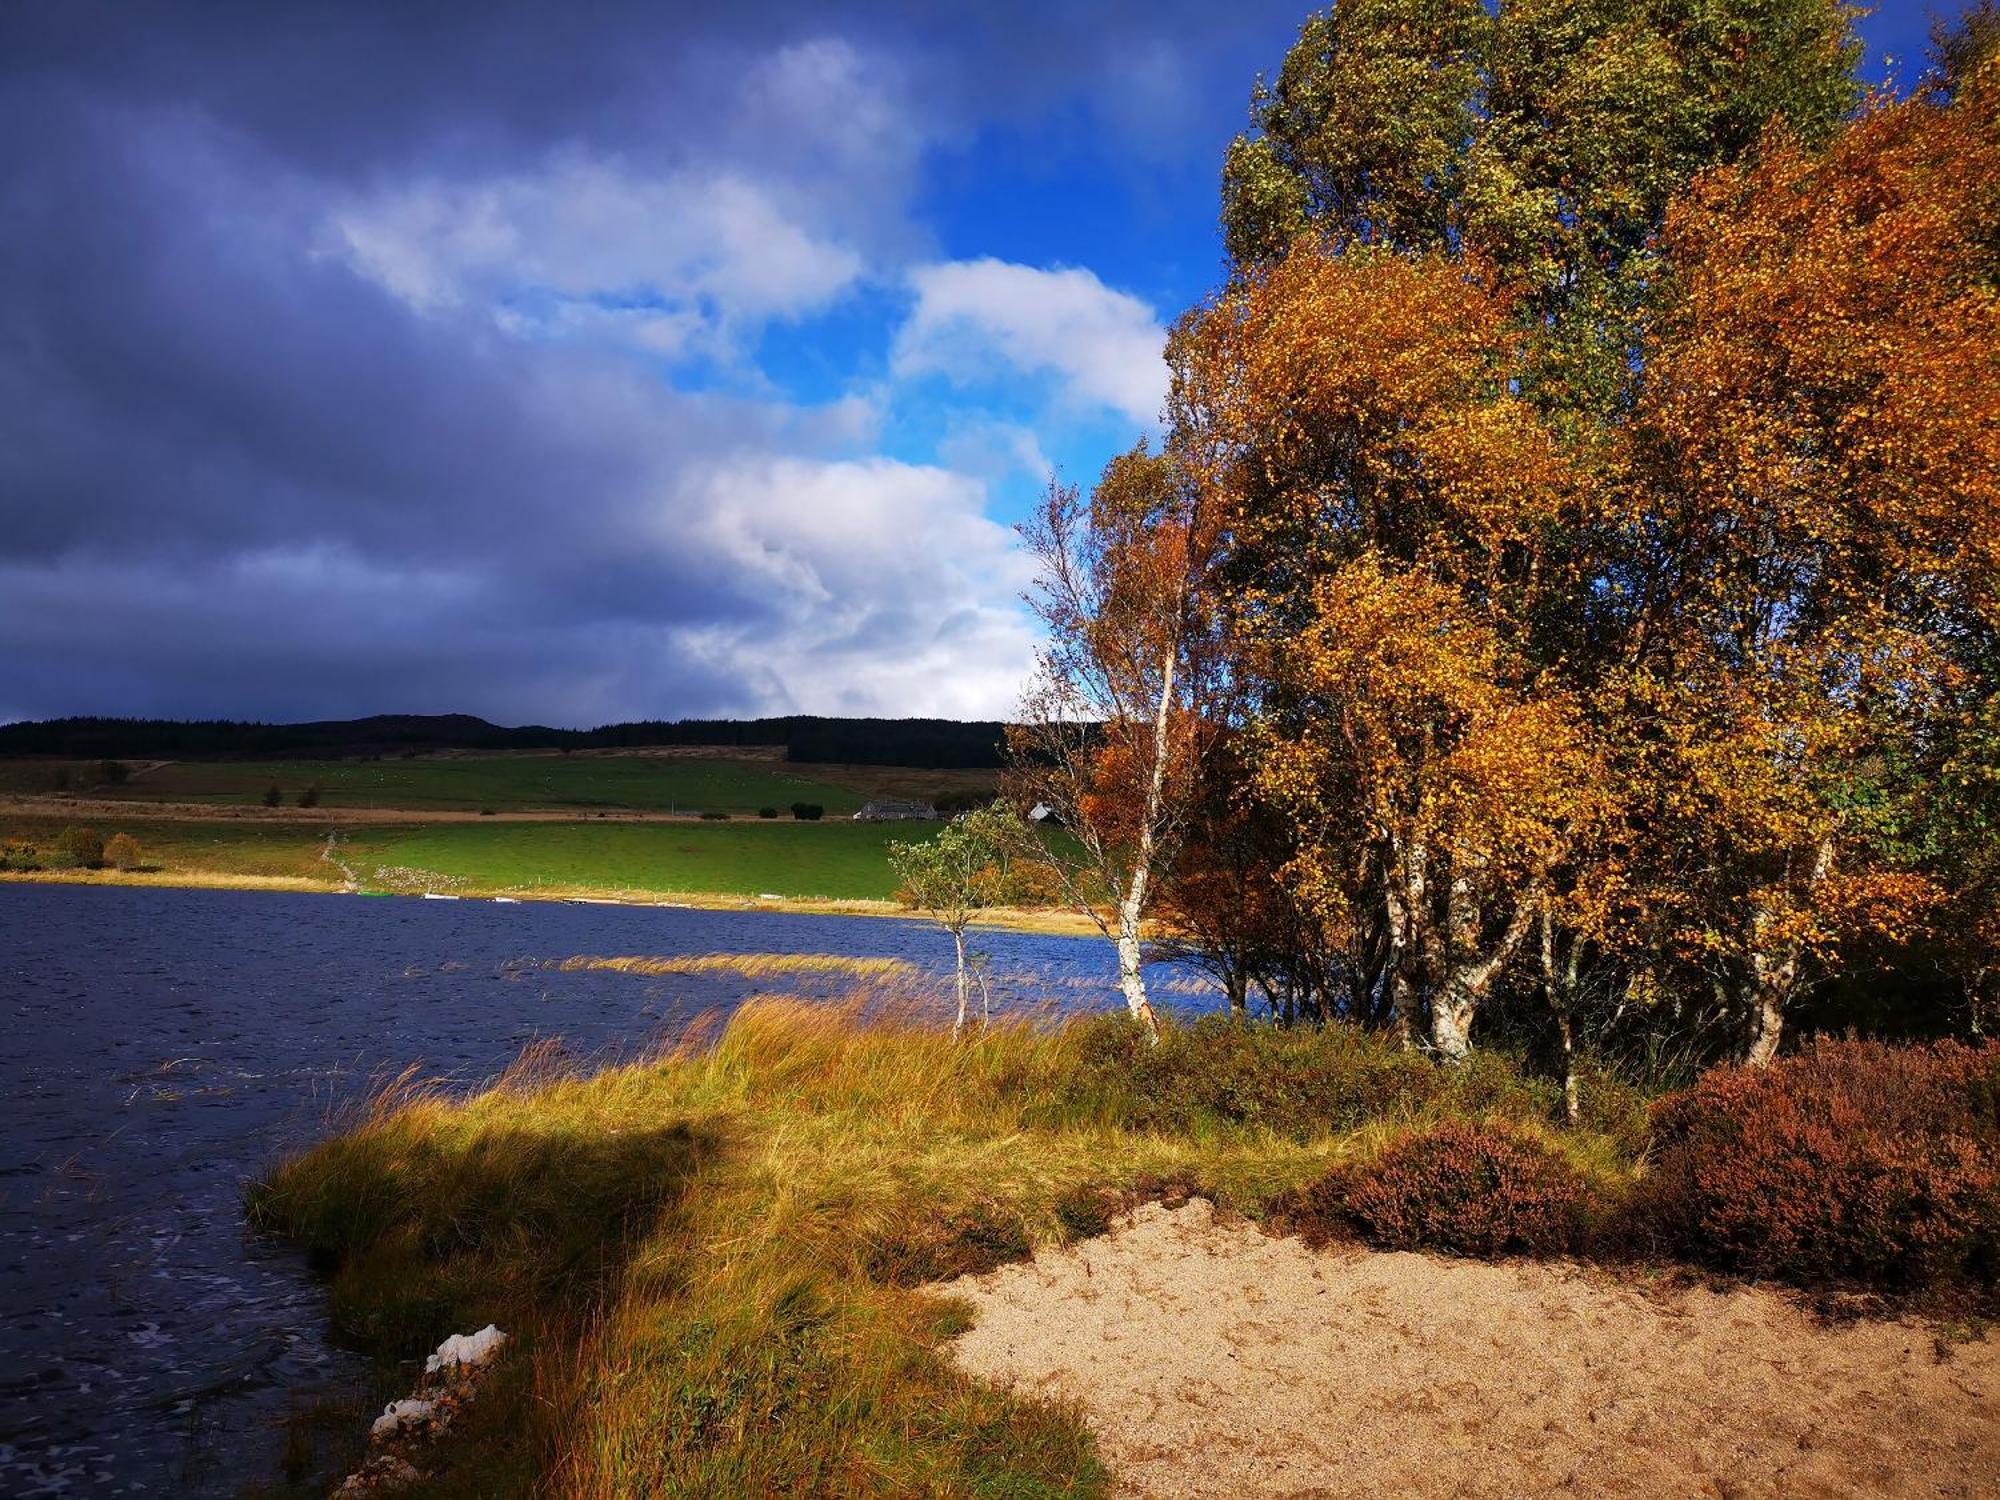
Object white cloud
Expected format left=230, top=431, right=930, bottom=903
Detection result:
left=320, top=35, right=934, bottom=366
left=675, top=454, right=1038, bottom=717
left=892, top=258, right=1168, bottom=426
left=328, top=157, right=865, bottom=356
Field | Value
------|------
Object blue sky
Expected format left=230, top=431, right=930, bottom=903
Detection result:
left=0, top=2, right=1953, bottom=726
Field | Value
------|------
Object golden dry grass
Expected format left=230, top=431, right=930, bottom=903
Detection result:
left=556, top=953, right=921, bottom=980
left=246, top=997, right=1656, bottom=1498
left=248, top=997, right=1381, bottom=1498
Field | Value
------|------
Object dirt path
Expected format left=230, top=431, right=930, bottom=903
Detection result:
left=935, top=1200, right=1998, bottom=1499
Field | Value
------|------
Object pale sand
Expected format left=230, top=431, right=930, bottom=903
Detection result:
left=935, top=1200, right=1999, bottom=1499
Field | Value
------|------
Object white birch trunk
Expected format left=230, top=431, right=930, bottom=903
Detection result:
left=1743, top=983, right=1785, bottom=1069
left=1384, top=838, right=1425, bottom=1048
left=1740, top=836, right=1834, bottom=1068
left=1428, top=881, right=1540, bottom=1063
left=1430, top=993, right=1477, bottom=1062
left=952, top=926, right=969, bottom=1040
left=1115, top=631, right=1178, bottom=1044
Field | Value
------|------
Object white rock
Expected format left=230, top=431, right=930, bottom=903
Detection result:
left=369, top=1397, right=438, bottom=1441
left=424, top=1323, right=508, bottom=1376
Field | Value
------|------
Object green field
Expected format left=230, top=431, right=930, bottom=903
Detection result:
left=365, top=819, right=925, bottom=898
left=55, top=754, right=871, bottom=814
left=0, top=814, right=938, bottom=900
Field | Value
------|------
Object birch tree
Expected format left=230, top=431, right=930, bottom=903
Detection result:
left=887, top=804, right=1023, bottom=1039
left=1007, top=445, right=1226, bottom=1039
left=1613, top=51, right=2000, bottom=1062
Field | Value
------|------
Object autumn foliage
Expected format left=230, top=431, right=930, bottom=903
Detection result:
left=1130, top=8, right=2000, bottom=1068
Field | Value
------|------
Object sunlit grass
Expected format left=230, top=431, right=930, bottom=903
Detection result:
left=555, top=953, right=920, bottom=981
left=248, top=997, right=1639, bottom=1497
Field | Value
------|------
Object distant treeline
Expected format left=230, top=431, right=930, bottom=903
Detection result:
left=0, top=714, right=1008, bottom=769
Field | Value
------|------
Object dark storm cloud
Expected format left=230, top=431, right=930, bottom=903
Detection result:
left=0, top=0, right=1301, bottom=724
left=1, top=2, right=1287, bottom=171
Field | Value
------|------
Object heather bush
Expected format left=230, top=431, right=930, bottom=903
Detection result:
left=1635, top=1039, right=2000, bottom=1292
left=103, top=832, right=143, bottom=870
left=1294, top=1121, right=1591, bottom=1257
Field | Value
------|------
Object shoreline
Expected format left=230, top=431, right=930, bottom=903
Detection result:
left=0, top=865, right=1103, bottom=936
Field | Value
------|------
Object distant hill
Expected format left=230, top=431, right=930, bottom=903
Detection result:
left=0, top=713, right=1009, bottom=769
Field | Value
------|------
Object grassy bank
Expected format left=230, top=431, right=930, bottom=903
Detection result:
left=0, top=815, right=939, bottom=901
left=247, top=1002, right=1637, bottom=1497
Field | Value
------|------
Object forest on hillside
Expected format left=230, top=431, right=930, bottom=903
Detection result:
left=0, top=712, right=1008, bottom=768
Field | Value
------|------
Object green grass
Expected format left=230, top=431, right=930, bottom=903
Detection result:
left=247, top=1001, right=1637, bottom=1498
left=80, top=754, right=869, bottom=814
left=371, top=821, right=924, bottom=898
left=0, top=815, right=943, bottom=900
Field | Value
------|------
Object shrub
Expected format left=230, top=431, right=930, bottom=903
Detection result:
left=96, top=759, right=130, bottom=785
left=1634, top=1039, right=2000, bottom=1292
left=52, top=825, right=105, bottom=868
left=479, top=807, right=497, bottom=816
left=1051, top=1013, right=1553, bottom=1140
left=699, top=810, right=731, bottom=821
left=296, top=784, right=321, bottom=808
left=261, top=783, right=282, bottom=808
left=790, top=802, right=824, bottom=821
left=1293, top=1121, right=1590, bottom=1257
left=104, top=832, right=143, bottom=870
left=758, top=806, right=779, bottom=819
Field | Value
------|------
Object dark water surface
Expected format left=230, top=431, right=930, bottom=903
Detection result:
left=0, top=883, right=1163, bottom=1496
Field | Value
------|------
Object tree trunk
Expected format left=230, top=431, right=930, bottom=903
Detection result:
left=1225, top=968, right=1248, bottom=1024
left=1114, top=637, right=1177, bottom=1045
left=1739, top=837, right=1833, bottom=1067
left=1430, top=991, right=1477, bottom=1062
left=1383, top=840, right=1426, bottom=1049
left=1541, top=905, right=1580, bottom=1125
left=1743, top=980, right=1785, bottom=1068
left=1428, top=880, right=1540, bottom=1063
left=1116, top=896, right=1158, bottom=1039
left=1388, top=966, right=1419, bottom=1049
left=952, top=927, right=969, bottom=1040
left=1556, top=1009, right=1579, bottom=1124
